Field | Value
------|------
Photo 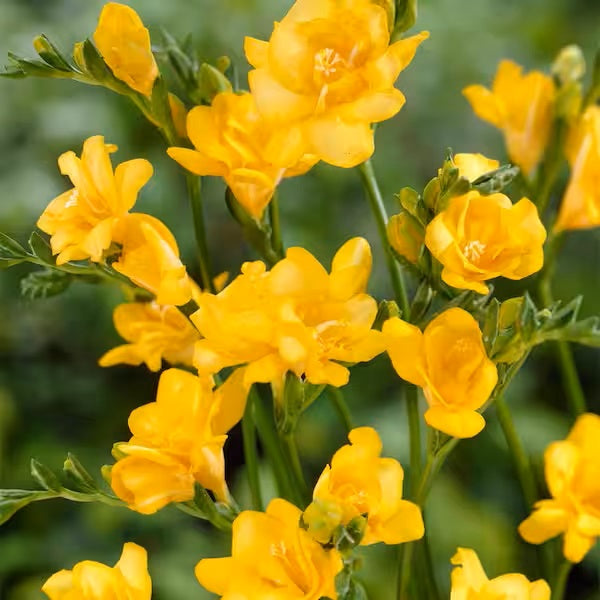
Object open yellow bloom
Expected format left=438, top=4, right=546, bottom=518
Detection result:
left=99, top=301, right=200, bottom=371
left=303, top=426, right=424, bottom=545
left=192, top=237, right=385, bottom=388
left=425, top=190, right=546, bottom=294
left=168, top=92, right=318, bottom=220
left=37, top=135, right=153, bottom=265
left=450, top=547, right=550, bottom=600
left=463, top=60, right=555, bottom=175
left=42, top=542, right=151, bottom=600
left=453, top=153, right=499, bottom=182
left=93, top=2, right=159, bottom=97
left=244, top=0, right=428, bottom=168
left=111, top=213, right=193, bottom=306
left=110, top=368, right=247, bottom=513
left=555, top=106, right=600, bottom=231
left=383, top=308, right=497, bottom=438
left=196, top=498, right=342, bottom=599
left=519, top=413, right=600, bottom=563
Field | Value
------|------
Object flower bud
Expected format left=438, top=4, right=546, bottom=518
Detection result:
left=196, top=63, right=232, bottom=103
left=387, top=211, right=424, bottom=264
left=552, top=44, right=586, bottom=85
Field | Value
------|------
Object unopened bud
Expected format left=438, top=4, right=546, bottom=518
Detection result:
left=387, top=212, right=424, bottom=265
left=552, top=45, right=586, bottom=85
left=196, top=63, right=232, bottom=103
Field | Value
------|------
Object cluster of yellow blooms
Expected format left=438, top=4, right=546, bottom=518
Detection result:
left=2, top=0, right=597, bottom=598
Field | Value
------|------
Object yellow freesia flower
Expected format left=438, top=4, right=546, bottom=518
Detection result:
left=453, top=153, right=500, bottom=182
left=303, top=426, right=424, bottom=545
left=463, top=60, right=556, bottom=176
left=555, top=105, right=600, bottom=231
left=110, top=368, right=248, bottom=513
left=99, top=301, right=200, bottom=371
left=93, top=2, right=159, bottom=97
left=450, top=547, right=550, bottom=600
left=191, top=237, right=385, bottom=389
left=244, top=0, right=428, bottom=168
left=168, top=92, right=318, bottom=220
left=111, top=213, right=193, bottom=306
left=519, top=412, right=600, bottom=563
left=42, top=542, right=151, bottom=600
left=425, top=190, right=546, bottom=294
left=37, top=135, right=153, bottom=265
left=196, top=498, right=342, bottom=599
left=383, top=308, right=497, bottom=438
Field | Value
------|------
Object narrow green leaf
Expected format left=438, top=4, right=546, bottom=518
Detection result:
left=0, top=232, right=28, bottom=259
left=33, top=35, right=73, bottom=72
left=0, top=489, right=55, bottom=525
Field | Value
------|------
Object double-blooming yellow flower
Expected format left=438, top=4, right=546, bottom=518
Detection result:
left=244, top=0, right=428, bottom=168
left=463, top=60, right=555, bottom=176
left=555, top=106, right=600, bottom=231
left=99, top=302, right=200, bottom=372
left=384, top=308, right=497, bottom=438
left=168, top=92, right=318, bottom=220
left=42, top=542, right=151, bottom=600
left=37, top=136, right=193, bottom=305
left=109, top=368, right=248, bottom=513
left=195, top=498, right=342, bottom=599
left=192, top=237, right=385, bottom=389
left=450, top=547, right=550, bottom=599
left=519, top=413, right=600, bottom=563
left=425, top=190, right=546, bottom=294
left=303, top=427, right=424, bottom=546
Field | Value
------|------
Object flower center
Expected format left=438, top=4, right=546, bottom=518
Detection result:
left=314, top=47, right=345, bottom=79
left=462, top=240, right=486, bottom=263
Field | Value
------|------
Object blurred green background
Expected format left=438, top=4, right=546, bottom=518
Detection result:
left=0, top=0, right=599, bottom=598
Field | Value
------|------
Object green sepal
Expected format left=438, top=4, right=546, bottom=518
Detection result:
left=28, top=231, right=55, bottom=265
left=63, top=453, right=101, bottom=493
left=373, top=299, right=401, bottom=330
left=20, top=269, right=72, bottom=300
left=482, top=298, right=500, bottom=354
left=333, top=516, right=367, bottom=554
left=30, top=459, right=62, bottom=492
left=32, top=34, right=73, bottom=72
left=196, top=63, right=232, bottom=103
left=393, top=0, right=417, bottom=36
left=394, top=187, right=428, bottom=225
left=422, top=177, right=440, bottom=212
left=472, top=164, right=520, bottom=195
left=410, top=280, right=434, bottom=323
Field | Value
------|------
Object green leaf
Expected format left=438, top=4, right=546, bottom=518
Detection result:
left=30, top=459, right=62, bottom=492
left=0, top=489, right=54, bottom=526
left=28, top=231, right=55, bottom=265
left=0, top=232, right=28, bottom=259
left=21, top=269, right=72, bottom=300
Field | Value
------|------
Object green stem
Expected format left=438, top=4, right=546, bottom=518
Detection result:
left=551, top=560, right=572, bottom=600
left=283, top=432, right=308, bottom=501
left=538, top=240, right=587, bottom=417
left=186, top=175, right=215, bottom=292
left=357, top=159, right=410, bottom=316
left=328, top=386, right=353, bottom=434
left=396, top=543, right=414, bottom=600
left=241, top=395, right=263, bottom=511
left=252, top=389, right=303, bottom=506
left=406, top=385, right=421, bottom=496
left=494, top=396, right=537, bottom=508
left=268, top=191, right=284, bottom=260
left=420, top=525, right=441, bottom=600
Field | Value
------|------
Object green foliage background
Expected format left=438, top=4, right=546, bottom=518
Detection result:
left=0, top=0, right=599, bottom=598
